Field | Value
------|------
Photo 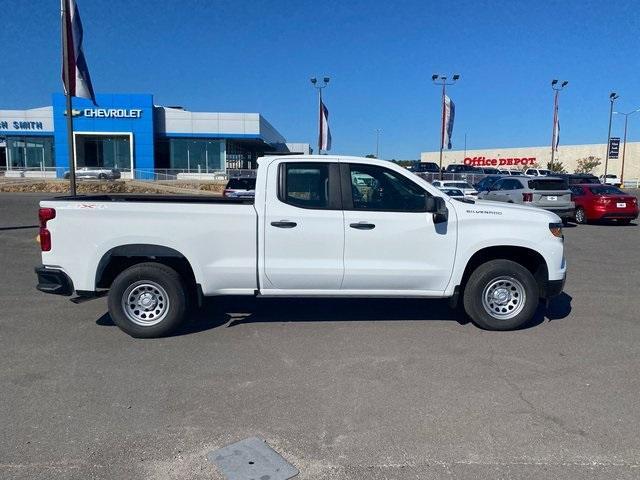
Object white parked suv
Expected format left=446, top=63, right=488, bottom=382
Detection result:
left=599, top=174, right=621, bottom=186
left=431, top=180, right=478, bottom=197
left=35, top=155, right=567, bottom=337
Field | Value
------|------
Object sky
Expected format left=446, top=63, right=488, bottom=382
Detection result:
left=1, top=0, right=639, bottom=159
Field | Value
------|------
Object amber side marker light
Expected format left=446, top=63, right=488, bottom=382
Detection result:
left=549, top=222, right=563, bottom=238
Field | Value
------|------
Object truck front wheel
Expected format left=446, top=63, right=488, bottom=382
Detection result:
left=463, top=259, right=539, bottom=331
left=107, top=262, right=187, bottom=338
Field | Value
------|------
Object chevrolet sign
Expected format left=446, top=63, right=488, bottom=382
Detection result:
left=65, top=108, right=143, bottom=118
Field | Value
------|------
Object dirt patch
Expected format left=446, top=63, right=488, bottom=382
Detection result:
left=0, top=180, right=223, bottom=196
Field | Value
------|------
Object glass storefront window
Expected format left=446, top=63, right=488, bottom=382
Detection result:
left=168, top=138, right=224, bottom=172
left=75, top=135, right=131, bottom=171
left=6, top=136, right=54, bottom=170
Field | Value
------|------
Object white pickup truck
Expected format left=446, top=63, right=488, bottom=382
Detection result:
left=36, top=155, right=566, bottom=337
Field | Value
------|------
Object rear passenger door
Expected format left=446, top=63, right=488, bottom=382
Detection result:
left=262, top=161, right=344, bottom=291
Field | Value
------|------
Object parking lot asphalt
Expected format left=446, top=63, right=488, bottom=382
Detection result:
left=1, top=192, right=639, bottom=480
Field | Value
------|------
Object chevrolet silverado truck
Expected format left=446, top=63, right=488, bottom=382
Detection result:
left=35, top=155, right=567, bottom=337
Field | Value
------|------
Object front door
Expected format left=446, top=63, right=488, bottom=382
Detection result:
left=263, top=160, right=344, bottom=290
left=341, top=163, right=457, bottom=293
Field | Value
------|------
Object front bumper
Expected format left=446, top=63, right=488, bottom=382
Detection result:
left=35, top=266, right=74, bottom=296
left=544, top=207, right=575, bottom=220
left=541, top=274, right=566, bottom=298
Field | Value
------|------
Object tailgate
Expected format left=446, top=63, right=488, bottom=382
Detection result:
left=534, top=190, right=573, bottom=207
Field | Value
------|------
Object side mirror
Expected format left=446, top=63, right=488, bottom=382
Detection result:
left=425, top=196, right=448, bottom=223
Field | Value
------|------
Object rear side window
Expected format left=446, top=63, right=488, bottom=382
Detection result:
left=528, top=179, right=568, bottom=190
left=279, top=163, right=330, bottom=209
left=569, top=186, right=584, bottom=196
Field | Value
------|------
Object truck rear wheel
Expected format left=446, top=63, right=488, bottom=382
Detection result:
left=463, top=259, right=539, bottom=331
left=107, top=262, right=187, bottom=338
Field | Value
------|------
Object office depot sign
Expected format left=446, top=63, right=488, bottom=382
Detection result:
left=464, top=156, right=537, bottom=167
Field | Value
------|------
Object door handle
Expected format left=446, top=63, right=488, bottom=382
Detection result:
left=349, top=222, right=375, bottom=230
left=271, top=220, right=297, bottom=228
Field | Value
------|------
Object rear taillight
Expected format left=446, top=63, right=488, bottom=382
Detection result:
left=522, top=193, right=533, bottom=202
left=38, top=207, right=56, bottom=252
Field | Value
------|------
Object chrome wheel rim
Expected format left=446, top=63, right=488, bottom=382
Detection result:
left=121, top=281, right=170, bottom=326
left=576, top=209, right=585, bottom=223
left=481, top=276, right=526, bottom=320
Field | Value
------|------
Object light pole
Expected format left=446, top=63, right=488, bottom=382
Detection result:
left=375, top=128, right=382, bottom=158
left=613, top=107, right=640, bottom=187
left=432, top=74, right=460, bottom=179
left=603, top=92, right=619, bottom=181
left=550, top=79, right=568, bottom=170
left=310, top=76, right=330, bottom=154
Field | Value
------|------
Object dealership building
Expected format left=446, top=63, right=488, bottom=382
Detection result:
left=421, top=143, right=640, bottom=182
left=0, top=93, right=309, bottom=178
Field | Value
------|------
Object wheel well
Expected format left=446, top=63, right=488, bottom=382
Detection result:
left=460, top=246, right=548, bottom=294
left=95, top=244, right=197, bottom=291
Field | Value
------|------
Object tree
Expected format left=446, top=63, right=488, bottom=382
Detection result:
left=365, top=154, right=377, bottom=159
left=546, top=161, right=567, bottom=173
left=574, top=156, right=602, bottom=174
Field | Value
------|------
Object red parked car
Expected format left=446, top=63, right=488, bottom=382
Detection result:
left=569, top=184, right=639, bottom=224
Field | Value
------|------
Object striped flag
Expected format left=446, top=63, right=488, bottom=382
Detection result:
left=61, top=0, right=96, bottom=103
left=319, top=99, right=332, bottom=151
left=442, top=95, right=455, bottom=150
left=551, top=92, right=560, bottom=149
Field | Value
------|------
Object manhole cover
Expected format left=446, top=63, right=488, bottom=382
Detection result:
left=207, top=436, right=298, bottom=480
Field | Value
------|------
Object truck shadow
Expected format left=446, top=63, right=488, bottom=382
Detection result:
left=96, top=293, right=572, bottom=336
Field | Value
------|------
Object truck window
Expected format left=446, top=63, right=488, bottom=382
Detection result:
left=279, top=163, right=330, bottom=209
left=348, top=164, right=427, bottom=212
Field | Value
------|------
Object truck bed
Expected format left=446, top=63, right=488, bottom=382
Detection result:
left=47, top=194, right=254, bottom=204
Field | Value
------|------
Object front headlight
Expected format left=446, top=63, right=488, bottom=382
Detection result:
left=549, top=222, right=563, bottom=239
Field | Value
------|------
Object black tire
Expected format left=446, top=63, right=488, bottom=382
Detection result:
left=463, top=259, right=539, bottom=331
left=618, top=219, right=632, bottom=225
left=107, top=262, right=188, bottom=338
left=575, top=207, right=587, bottom=224
left=98, top=173, right=108, bottom=180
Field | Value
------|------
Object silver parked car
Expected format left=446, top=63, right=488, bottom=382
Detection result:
left=478, top=176, right=575, bottom=223
left=63, top=167, right=121, bottom=180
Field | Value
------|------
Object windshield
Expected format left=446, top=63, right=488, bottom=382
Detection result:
left=589, top=186, right=624, bottom=195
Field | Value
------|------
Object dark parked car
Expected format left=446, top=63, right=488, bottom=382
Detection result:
left=407, top=162, right=441, bottom=173
left=479, top=167, right=501, bottom=175
left=445, top=164, right=480, bottom=174
left=555, top=173, right=600, bottom=185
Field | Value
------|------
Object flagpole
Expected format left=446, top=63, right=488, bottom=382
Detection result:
left=438, top=82, right=445, bottom=180
left=61, top=0, right=77, bottom=195
left=318, top=87, right=323, bottom=155
left=550, top=90, right=558, bottom=170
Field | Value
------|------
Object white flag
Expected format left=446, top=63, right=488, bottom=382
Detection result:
left=319, top=100, right=332, bottom=151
